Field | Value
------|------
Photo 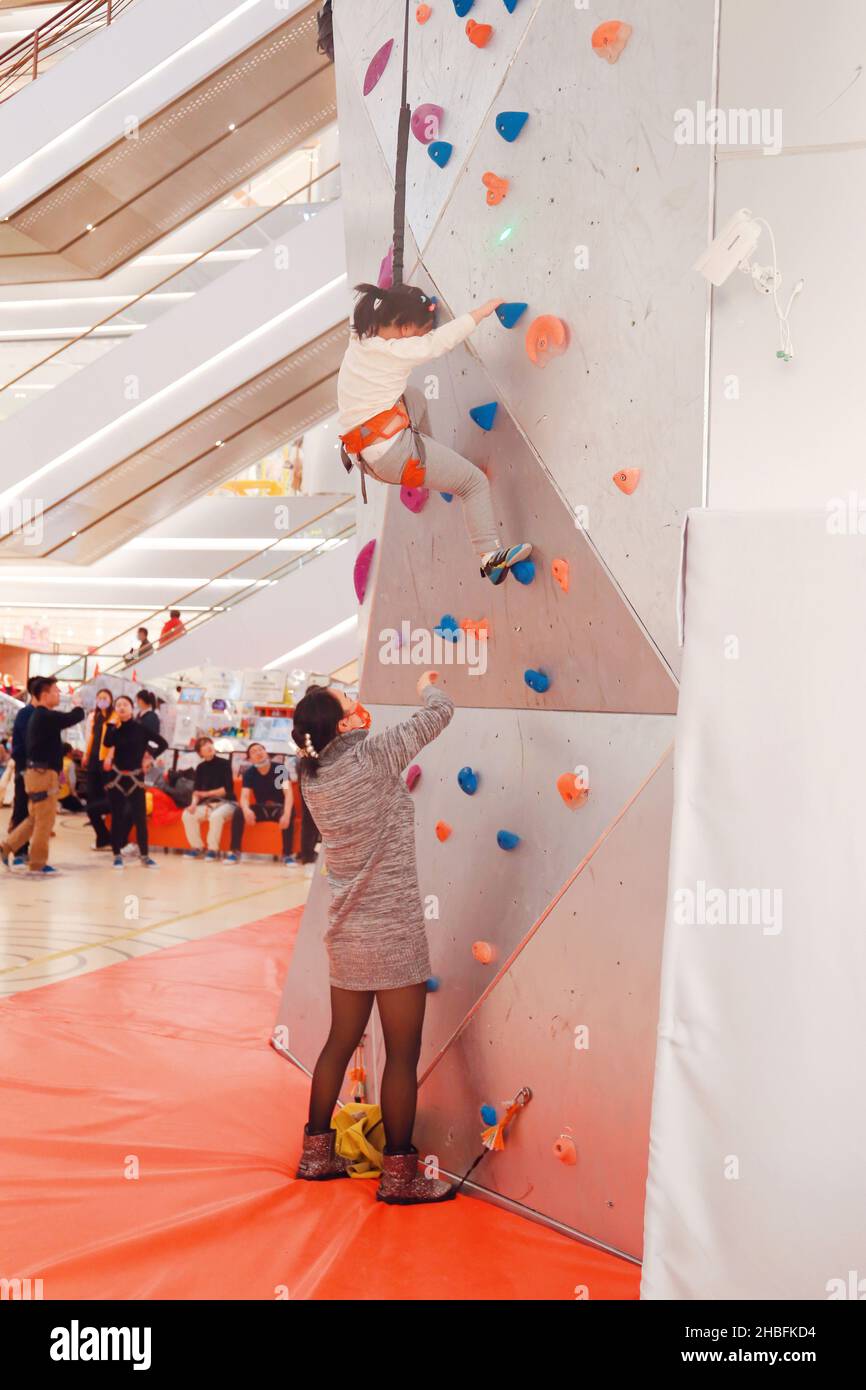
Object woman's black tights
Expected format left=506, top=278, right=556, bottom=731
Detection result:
left=307, top=983, right=427, bottom=1153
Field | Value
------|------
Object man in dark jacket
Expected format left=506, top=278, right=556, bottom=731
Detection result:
left=0, top=676, right=85, bottom=876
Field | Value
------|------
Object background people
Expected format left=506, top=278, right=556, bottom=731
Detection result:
left=182, top=737, right=236, bottom=859
left=0, top=676, right=86, bottom=876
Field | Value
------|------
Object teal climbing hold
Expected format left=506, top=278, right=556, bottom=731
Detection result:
left=495, top=301, right=528, bottom=329
left=428, top=141, right=454, bottom=168
left=511, top=558, right=536, bottom=585
left=496, top=111, right=529, bottom=143
left=458, top=766, right=479, bottom=795
left=453, top=0, right=475, bottom=15
left=524, top=668, right=550, bottom=694
left=440, top=492, right=454, bottom=502
left=470, top=402, right=498, bottom=431
left=497, top=830, right=521, bottom=851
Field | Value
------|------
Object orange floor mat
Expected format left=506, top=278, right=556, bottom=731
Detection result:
left=0, top=910, right=640, bottom=1300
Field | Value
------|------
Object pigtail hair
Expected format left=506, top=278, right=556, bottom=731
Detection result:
left=353, top=283, right=385, bottom=339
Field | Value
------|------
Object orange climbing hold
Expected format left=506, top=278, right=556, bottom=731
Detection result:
left=400, top=456, right=427, bottom=489
left=613, top=468, right=641, bottom=495
left=557, top=773, right=590, bottom=809
left=526, top=315, right=569, bottom=367
left=482, top=171, right=509, bottom=206
left=416, top=4, right=432, bottom=22
left=460, top=617, right=490, bottom=639
left=552, top=558, right=570, bottom=593
left=466, top=20, right=493, bottom=48
left=472, top=941, right=496, bottom=965
left=435, top=821, right=452, bottom=842
left=591, top=20, right=633, bottom=64
left=553, top=1135, right=578, bottom=1165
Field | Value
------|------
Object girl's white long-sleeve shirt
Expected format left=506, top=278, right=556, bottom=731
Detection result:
left=337, top=312, right=476, bottom=459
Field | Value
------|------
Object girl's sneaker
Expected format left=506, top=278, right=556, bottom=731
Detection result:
left=223, top=852, right=240, bottom=864
left=183, top=849, right=203, bottom=859
left=204, top=851, right=219, bottom=861
left=141, top=857, right=157, bottom=868
left=480, top=542, right=533, bottom=585
left=112, top=856, right=124, bottom=869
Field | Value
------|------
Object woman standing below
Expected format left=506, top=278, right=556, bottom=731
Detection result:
left=103, top=695, right=167, bottom=868
left=290, top=671, right=456, bottom=1205
left=83, top=688, right=117, bottom=850
left=135, top=690, right=161, bottom=737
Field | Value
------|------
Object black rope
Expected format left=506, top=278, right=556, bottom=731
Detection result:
left=391, top=0, right=412, bottom=287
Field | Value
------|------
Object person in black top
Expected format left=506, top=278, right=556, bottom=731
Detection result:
left=6, top=675, right=38, bottom=860
left=228, top=743, right=293, bottom=863
left=181, top=737, right=236, bottom=859
left=0, top=675, right=85, bottom=875
left=135, top=690, right=161, bottom=737
left=102, top=694, right=168, bottom=868
left=82, top=688, right=117, bottom=850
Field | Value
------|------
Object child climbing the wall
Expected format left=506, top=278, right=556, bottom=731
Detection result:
left=338, top=283, right=532, bottom=585
left=291, top=670, right=456, bottom=1205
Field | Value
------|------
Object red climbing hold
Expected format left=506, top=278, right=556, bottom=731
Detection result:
left=482, top=171, right=509, bottom=206
left=466, top=20, right=493, bottom=47
left=363, top=40, right=394, bottom=96
left=406, top=764, right=422, bottom=791
left=591, top=20, right=632, bottom=64
left=435, top=820, right=452, bottom=842
left=557, top=773, right=590, bottom=809
left=416, top=3, right=432, bottom=21
left=526, top=315, right=569, bottom=367
left=552, top=557, right=570, bottom=593
left=401, top=485, right=429, bottom=513
left=472, top=941, right=496, bottom=965
left=613, top=468, right=641, bottom=495
left=412, top=103, right=444, bottom=145
left=353, top=539, right=376, bottom=603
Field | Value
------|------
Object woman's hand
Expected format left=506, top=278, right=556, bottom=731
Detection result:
left=472, top=298, right=505, bottom=324
left=416, top=671, right=439, bottom=697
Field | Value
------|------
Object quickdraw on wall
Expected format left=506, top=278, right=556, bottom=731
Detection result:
left=454, top=1085, right=532, bottom=1192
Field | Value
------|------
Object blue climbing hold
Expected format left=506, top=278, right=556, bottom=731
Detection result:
left=511, top=558, right=535, bottom=585
left=495, top=301, right=528, bottom=329
left=496, top=111, right=529, bottom=143
left=428, top=141, right=453, bottom=168
left=440, top=492, right=454, bottom=503
left=502, top=0, right=521, bottom=10
left=470, top=401, right=498, bottom=431
left=453, top=0, right=474, bottom=15
left=497, top=830, right=521, bottom=851
left=481, top=1104, right=498, bottom=1126
left=458, top=766, right=479, bottom=796
left=426, top=976, right=441, bottom=992
left=524, top=668, right=551, bottom=694
left=435, top=614, right=460, bottom=643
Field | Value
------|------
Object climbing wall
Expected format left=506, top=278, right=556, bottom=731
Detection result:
left=276, top=0, right=715, bottom=1256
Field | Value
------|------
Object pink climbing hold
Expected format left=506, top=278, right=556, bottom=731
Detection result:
left=353, top=539, right=376, bottom=603
left=363, top=39, right=394, bottom=96
left=412, top=103, right=444, bottom=145
left=377, top=244, right=394, bottom=290
left=526, top=315, right=570, bottom=367
left=406, top=764, right=422, bottom=791
left=591, top=20, right=632, bottom=65
left=613, top=468, right=641, bottom=495
left=401, top=485, right=429, bottom=513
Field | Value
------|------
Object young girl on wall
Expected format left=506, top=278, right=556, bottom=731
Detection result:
left=291, top=671, right=455, bottom=1205
left=338, top=283, right=532, bottom=585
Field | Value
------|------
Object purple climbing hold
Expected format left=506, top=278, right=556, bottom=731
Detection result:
left=428, top=140, right=454, bottom=168
left=496, top=110, right=529, bottom=143
left=496, top=301, right=528, bottom=329
left=412, top=103, right=444, bottom=145
left=512, top=558, right=536, bottom=585
left=401, top=485, right=429, bottom=513
left=363, top=40, right=394, bottom=96
left=377, top=244, right=394, bottom=290
left=406, top=764, right=422, bottom=792
left=353, top=539, right=376, bottom=604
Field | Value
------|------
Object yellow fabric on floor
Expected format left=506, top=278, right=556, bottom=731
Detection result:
left=333, top=1103, right=384, bottom=1178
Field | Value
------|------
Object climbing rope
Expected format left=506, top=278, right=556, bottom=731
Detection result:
left=391, top=0, right=412, bottom=286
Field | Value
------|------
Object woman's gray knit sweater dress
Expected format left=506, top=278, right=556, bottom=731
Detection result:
left=300, top=686, right=455, bottom=991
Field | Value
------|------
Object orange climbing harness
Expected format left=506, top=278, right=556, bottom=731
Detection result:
left=339, top=397, right=427, bottom=503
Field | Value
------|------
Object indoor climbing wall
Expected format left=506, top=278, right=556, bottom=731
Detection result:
left=276, top=0, right=716, bottom=1257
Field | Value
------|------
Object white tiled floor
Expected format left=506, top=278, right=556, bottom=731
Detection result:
left=0, top=811, right=311, bottom=996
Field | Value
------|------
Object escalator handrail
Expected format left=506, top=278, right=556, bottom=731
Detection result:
left=0, top=0, right=137, bottom=100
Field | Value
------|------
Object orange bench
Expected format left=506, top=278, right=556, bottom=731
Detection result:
left=130, top=778, right=304, bottom=858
